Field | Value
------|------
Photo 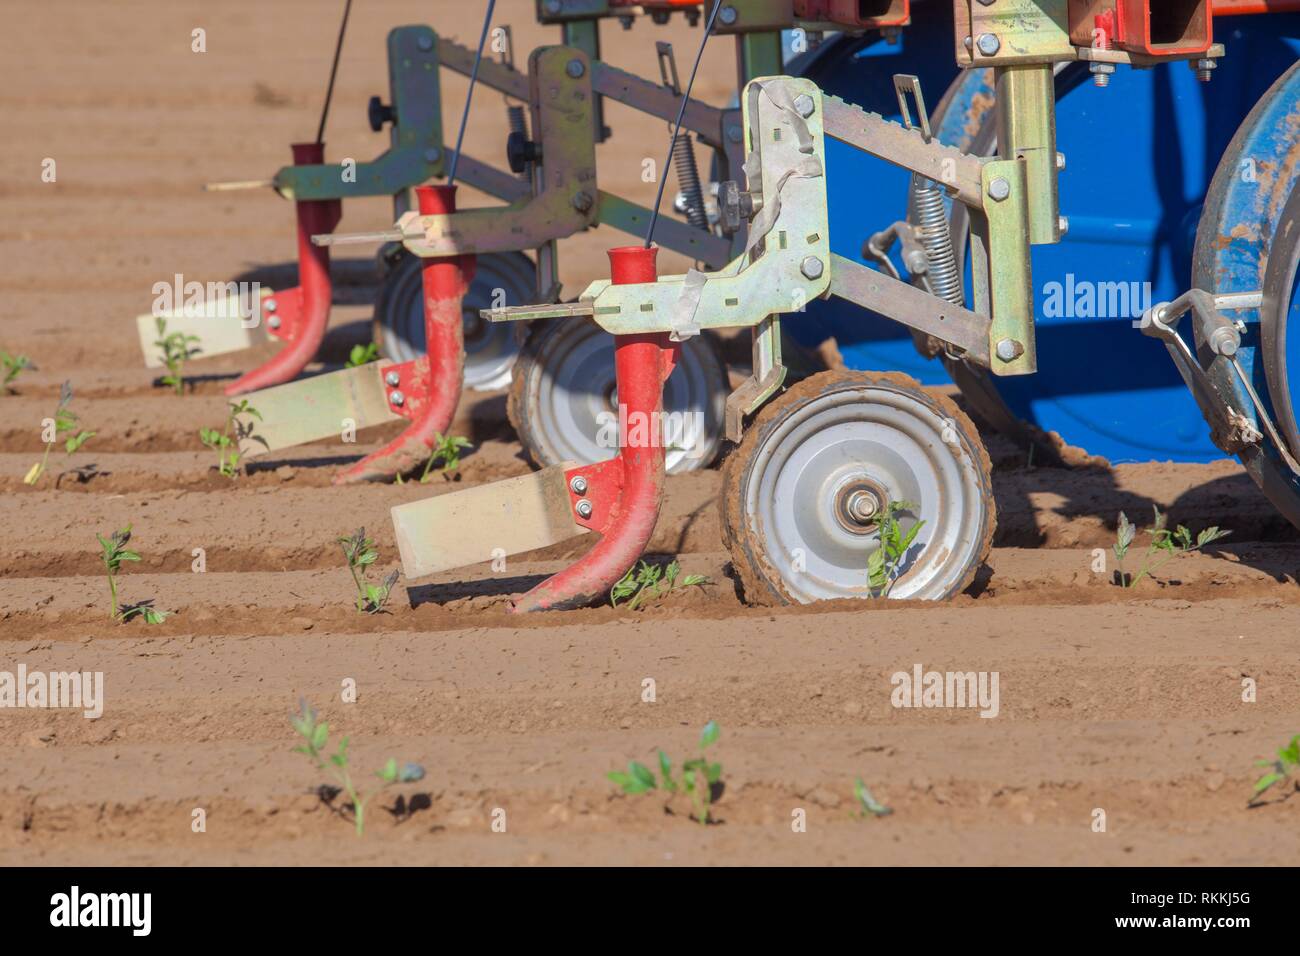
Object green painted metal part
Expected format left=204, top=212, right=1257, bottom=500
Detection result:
left=399, top=47, right=599, bottom=258
left=714, top=0, right=796, bottom=33
left=994, top=64, right=1060, bottom=246
left=973, top=159, right=1035, bottom=376
left=273, top=25, right=445, bottom=202
left=483, top=77, right=830, bottom=338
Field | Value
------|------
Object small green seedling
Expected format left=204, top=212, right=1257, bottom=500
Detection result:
left=1112, top=506, right=1231, bottom=588
left=1250, top=734, right=1299, bottom=805
left=199, top=399, right=262, bottom=478
left=337, top=527, right=399, bottom=613
left=610, top=559, right=709, bottom=610
left=96, top=525, right=166, bottom=624
left=2, top=350, right=34, bottom=391
left=24, top=381, right=94, bottom=486
left=345, top=342, right=380, bottom=368
left=419, top=432, right=472, bottom=483
left=608, top=721, right=722, bottom=824
left=852, top=778, right=893, bottom=819
left=867, top=499, right=924, bottom=597
left=291, top=700, right=425, bottom=836
left=153, top=317, right=202, bottom=395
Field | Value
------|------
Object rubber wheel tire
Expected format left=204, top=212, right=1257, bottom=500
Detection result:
left=508, top=318, right=729, bottom=475
left=720, top=370, right=996, bottom=605
left=373, top=248, right=534, bottom=391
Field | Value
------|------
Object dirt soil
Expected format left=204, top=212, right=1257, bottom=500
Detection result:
left=2, top=1, right=1299, bottom=866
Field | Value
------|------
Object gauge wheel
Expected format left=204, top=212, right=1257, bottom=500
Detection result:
left=721, top=370, right=995, bottom=604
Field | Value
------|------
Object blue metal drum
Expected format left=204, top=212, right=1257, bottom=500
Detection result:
left=799, top=14, right=1300, bottom=463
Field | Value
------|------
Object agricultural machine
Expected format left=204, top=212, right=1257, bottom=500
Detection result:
left=140, top=0, right=1300, bottom=610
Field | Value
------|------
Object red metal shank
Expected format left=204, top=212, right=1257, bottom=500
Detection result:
left=511, top=245, right=680, bottom=613
left=334, top=184, right=474, bottom=484
left=226, top=142, right=342, bottom=396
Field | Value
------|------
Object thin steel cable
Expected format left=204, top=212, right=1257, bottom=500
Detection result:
left=644, top=0, right=723, bottom=248
left=315, top=0, right=354, bottom=144
left=448, top=0, right=498, bottom=185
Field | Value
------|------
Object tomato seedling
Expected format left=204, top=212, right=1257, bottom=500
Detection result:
left=344, top=342, right=380, bottom=368
left=867, top=499, right=924, bottom=597
left=1250, top=734, right=1299, bottom=805
left=96, top=525, right=166, bottom=624
left=24, top=381, right=94, bottom=486
left=337, top=527, right=400, bottom=613
left=1112, top=506, right=1230, bottom=588
left=199, top=399, right=262, bottom=478
left=609, top=559, right=709, bottom=610
left=852, top=778, right=893, bottom=819
left=417, top=432, right=472, bottom=483
left=291, top=700, right=425, bottom=836
left=2, top=350, right=34, bottom=392
left=608, top=721, right=722, bottom=824
left=153, top=317, right=202, bottom=395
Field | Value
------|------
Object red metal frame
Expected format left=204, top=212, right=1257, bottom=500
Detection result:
left=511, top=245, right=680, bottom=613
left=226, top=142, right=342, bottom=396
left=793, top=0, right=911, bottom=29
left=334, top=184, right=473, bottom=484
left=1069, top=0, right=1212, bottom=55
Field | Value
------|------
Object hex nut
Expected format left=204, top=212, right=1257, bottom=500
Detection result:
left=987, top=177, right=1011, bottom=202
left=976, top=33, right=1000, bottom=57
left=800, top=256, right=824, bottom=280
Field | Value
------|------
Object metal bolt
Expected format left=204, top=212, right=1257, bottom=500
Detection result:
left=572, top=190, right=594, bottom=213
left=1090, top=62, right=1115, bottom=88
left=544, top=0, right=562, bottom=13
left=995, top=338, right=1022, bottom=362
left=904, top=250, right=929, bottom=275
left=389, top=390, right=405, bottom=407
left=987, top=177, right=1010, bottom=202
left=569, top=475, right=588, bottom=495
left=265, top=299, right=277, bottom=312
left=1057, top=216, right=1069, bottom=236
left=793, top=93, right=815, bottom=118
left=975, top=33, right=1000, bottom=57
left=268, top=315, right=281, bottom=330
left=565, top=58, right=586, bottom=79
left=1055, top=152, right=1066, bottom=171
left=424, top=147, right=442, bottom=164
left=1193, top=58, right=1216, bottom=83
left=1209, top=325, right=1238, bottom=356
left=385, top=371, right=401, bottom=387
left=800, top=256, right=824, bottom=280
left=726, top=124, right=743, bottom=144
left=845, top=490, right=879, bottom=523
left=976, top=0, right=995, bottom=5
left=718, top=5, right=738, bottom=25
left=575, top=499, right=593, bottom=519
left=417, top=34, right=433, bottom=52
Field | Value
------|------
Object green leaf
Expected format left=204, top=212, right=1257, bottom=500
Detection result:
left=629, top=761, right=656, bottom=791
left=378, top=757, right=399, bottom=783
left=704, top=761, right=723, bottom=784
left=1254, top=772, right=1282, bottom=795
left=699, top=720, right=720, bottom=748
left=854, top=778, right=893, bottom=817
left=311, top=722, right=329, bottom=751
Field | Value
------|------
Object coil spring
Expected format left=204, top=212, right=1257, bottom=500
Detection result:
left=672, top=132, right=709, bottom=231
left=909, top=173, right=964, bottom=306
left=507, top=104, right=529, bottom=180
